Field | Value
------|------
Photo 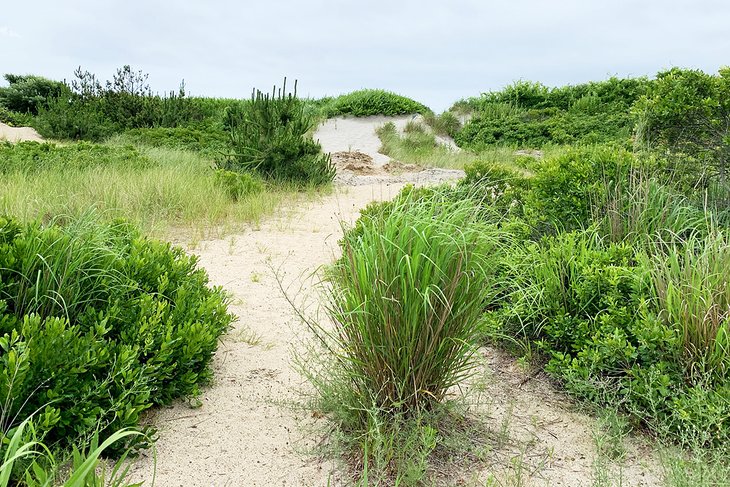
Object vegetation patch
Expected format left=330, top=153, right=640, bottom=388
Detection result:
left=0, top=215, right=233, bottom=471
left=322, top=89, right=429, bottom=117
left=453, top=77, right=650, bottom=149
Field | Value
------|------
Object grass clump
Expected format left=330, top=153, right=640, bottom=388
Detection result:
left=303, top=189, right=507, bottom=483
left=0, top=214, right=233, bottom=481
left=322, top=89, right=429, bottom=117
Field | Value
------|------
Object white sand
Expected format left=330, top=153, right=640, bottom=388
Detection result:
left=0, top=122, right=43, bottom=142
left=127, top=184, right=408, bottom=486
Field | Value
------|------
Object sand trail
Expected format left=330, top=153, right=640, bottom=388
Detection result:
left=127, top=184, right=408, bottom=486
left=128, top=117, right=661, bottom=486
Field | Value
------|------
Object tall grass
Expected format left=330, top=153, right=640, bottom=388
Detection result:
left=327, top=193, right=503, bottom=414
left=648, top=232, right=730, bottom=379
left=0, top=416, right=146, bottom=487
left=0, top=143, right=304, bottom=237
left=302, top=190, right=508, bottom=482
left=376, top=122, right=475, bottom=169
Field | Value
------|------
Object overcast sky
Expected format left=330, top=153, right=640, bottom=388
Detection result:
left=1, top=1, right=728, bottom=111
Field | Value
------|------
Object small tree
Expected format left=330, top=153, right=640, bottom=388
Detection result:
left=634, top=67, right=730, bottom=203
left=222, top=79, right=335, bottom=186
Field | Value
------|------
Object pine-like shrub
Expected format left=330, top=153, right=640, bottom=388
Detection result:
left=222, top=79, right=334, bottom=186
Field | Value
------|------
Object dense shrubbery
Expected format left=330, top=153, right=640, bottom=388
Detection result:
left=30, top=66, right=220, bottom=141
left=325, top=144, right=730, bottom=458
left=222, top=80, right=334, bottom=186
left=0, top=216, right=233, bottom=458
left=453, top=77, right=650, bottom=149
left=634, top=67, right=730, bottom=208
left=0, top=74, right=65, bottom=115
left=468, top=149, right=729, bottom=447
left=322, top=89, right=429, bottom=117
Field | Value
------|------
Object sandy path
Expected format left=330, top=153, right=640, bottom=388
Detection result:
left=128, top=182, right=662, bottom=486
left=127, top=116, right=659, bottom=485
left=315, top=115, right=417, bottom=167
left=127, top=184, right=407, bottom=486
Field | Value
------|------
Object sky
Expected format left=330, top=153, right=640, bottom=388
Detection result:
left=1, top=0, right=729, bottom=112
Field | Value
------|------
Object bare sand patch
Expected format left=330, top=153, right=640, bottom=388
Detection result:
left=0, top=122, right=43, bottom=142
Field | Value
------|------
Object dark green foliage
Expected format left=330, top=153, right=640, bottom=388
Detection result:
left=0, top=141, right=151, bottom=174
left=454, top=77, right=650, bottom=149
left=213, top=169, right=264, bottom=200
left=634, top=67, right=730, bottom=206
left=33, top=66, right=212, bottom=141
left=0, top=107, right=34, bottom=127
left=222, top=80, right=335, bottom=186
left=365, top=146, right=729, bottom=448
left=322, top=89, right=430, bottom=117
left=0, top=75, right=65, bottom=115
left=0, top=215, right=233, bottom=453
left=525, top=146, right=634, bottom=233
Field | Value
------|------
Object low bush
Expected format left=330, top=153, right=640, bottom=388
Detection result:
left=323, top=89, right=429, bottom=117
left=453, top=76, right=650, bottom=149
left=0, top=215, right=233, bottom=459
left=214, top=169, right=264, bottom=201
left=0, top=107, right=34, bottom=128
left=525, top=146, right=634, bottom=234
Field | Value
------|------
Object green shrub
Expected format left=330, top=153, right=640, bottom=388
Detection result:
left=453, top=76, right=649, bottom=149
left=0, top=74, right=65, bottom=115
left=323, top=89, right=429, bottom=117
left=0, top=107, right=34, bottom=128
left=525, top=146, right=634, bottom=233
left=34, top=66, right=212, bottom=141
left=634, top=67, right=730, bottom=207
left=0, top=141, right=151, bottom=174
left=0, top=215, right=233, bottom=454
left=221, top=80, right=334, bottom=186
left=214, top=169, right=264, bottom=200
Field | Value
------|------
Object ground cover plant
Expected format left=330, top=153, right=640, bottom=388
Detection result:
left=0, top=214, right=233, bottom=483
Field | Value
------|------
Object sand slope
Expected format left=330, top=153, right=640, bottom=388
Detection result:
left=0, top=122, right=43, bottom=142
